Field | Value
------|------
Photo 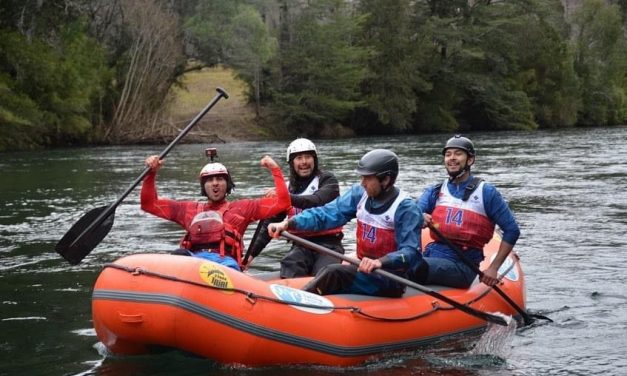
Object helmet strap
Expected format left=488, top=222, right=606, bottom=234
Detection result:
left=371, top=182, right=398, bottom=205
left=447, top=153, right=474, bottom=182
left=448, top=164, right=471, bottom=182
left=379, top=175, right=394, bottom=191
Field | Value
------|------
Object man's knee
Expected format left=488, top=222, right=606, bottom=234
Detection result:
left=410, top=260, right=430, bottom=284
left=303, top=264, right=355, bottom=295
left=172, top=248, right=192, bottom=256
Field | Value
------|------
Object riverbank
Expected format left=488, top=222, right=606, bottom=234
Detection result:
left=164, top=66, right=268, bottom=143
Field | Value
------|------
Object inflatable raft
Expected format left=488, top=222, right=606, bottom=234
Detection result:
left=92, top=229, right=525, bottom=366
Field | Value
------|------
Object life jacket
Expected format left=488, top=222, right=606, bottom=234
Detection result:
left=180, top=203, right=244, bottom=266
left=355, top=190, right=408, bottom=259
left=430, top=177, right=494, bottom=250
left=433, top=176, right=483, bottom=202
left=287, top=176, right=343, bottom=238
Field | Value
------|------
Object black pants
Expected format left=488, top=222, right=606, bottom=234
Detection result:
left=303, top=264, right=405, bottom=298
left=280, top=235, right=345, bottom=278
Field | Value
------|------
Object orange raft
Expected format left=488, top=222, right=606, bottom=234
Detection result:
left=92, top=229, right=526, bottom=367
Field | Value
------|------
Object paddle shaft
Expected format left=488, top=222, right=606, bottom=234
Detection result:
left=68, top=88, right=229, bottom=249
left=242, top=219, right=265, bottom=265
left=427, top=223, right=534, bottom=325
left=280, top=231, right=508, bottom=326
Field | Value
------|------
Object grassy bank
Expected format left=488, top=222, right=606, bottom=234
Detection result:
left=165, top=66, right=267, bottom=143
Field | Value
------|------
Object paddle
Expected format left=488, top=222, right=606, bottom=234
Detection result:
left=426, top=223, right=550, bottom=326
left=55, top=88, right=229, bottom=265
left=280, top=231, right=509, bottom=327
left=242, top=219, right=265, bottom=266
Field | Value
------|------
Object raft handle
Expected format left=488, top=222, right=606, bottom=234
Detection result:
left=118, top=312, right=144, bottom=324
left=245, top=293, right=257, bottom=305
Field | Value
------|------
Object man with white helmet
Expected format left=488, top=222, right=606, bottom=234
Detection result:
left=140, top=152, right=290, bottom=270
left=247, top=138, right=344, bottom=277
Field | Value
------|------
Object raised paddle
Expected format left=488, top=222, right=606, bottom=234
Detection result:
left=56, top=88, right=229, bottom=265
left=280, top=231, right=510, bottom=327
left=426, top=223, right=551, bottom=326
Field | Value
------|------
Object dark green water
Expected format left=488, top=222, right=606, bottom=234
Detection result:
left=1, top=127, right=626, bottom=375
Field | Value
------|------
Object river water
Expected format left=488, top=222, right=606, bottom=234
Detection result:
left=1, top=127, right=626, bottom=375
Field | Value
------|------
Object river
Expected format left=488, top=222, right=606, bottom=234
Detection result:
left=1, top=126, right=626, bottom=375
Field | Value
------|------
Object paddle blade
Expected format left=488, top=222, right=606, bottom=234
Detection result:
left=55, top=206, right=115, bottom=265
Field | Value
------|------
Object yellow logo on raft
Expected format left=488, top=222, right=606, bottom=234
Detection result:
left=199, top=262, right=234, bottom=294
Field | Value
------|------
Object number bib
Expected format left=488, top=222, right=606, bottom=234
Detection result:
left=431, top=180, right=494, bottom=249
left=355, top=191, right=408, bottom=259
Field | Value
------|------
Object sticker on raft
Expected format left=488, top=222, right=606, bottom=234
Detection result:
left=269, top=284, right=334, bottom=314
left=199, top=262, right=234, bottom=294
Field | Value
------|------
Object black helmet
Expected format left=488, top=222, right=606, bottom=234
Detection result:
left=442, top=135, right=475, bottom=156
left=355, top=149, right=399, bottom=179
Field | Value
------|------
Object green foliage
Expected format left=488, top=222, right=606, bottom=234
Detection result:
left=3, top=0, right=627, bottom=150
left=572, top=0, right=627, bottom=126
left=0, top=0, right=83, bottom=36
left=355, top=0, right=431, bottom=133
left=0, top=23, right=110, bottom=150
left=55, top=23, right=110, bottom=136
left=460, top=75, right=537, bottom=131
left=228, top=4, right=277, bottom=112
left=268, top=0, right=367, bottom=131
left=505, top=2, right=581, bottom=128
left=184, top=1, right=276, bottom=113
left=229, top=5, right=276, bottom=73
left=185, top=0, right=245, bottom=66
left=411, top=0, right=585, bottom=131
left=0, top=71, right=45, bottom=150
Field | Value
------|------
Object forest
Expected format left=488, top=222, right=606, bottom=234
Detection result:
left=1, top=0, right=626, bottom=151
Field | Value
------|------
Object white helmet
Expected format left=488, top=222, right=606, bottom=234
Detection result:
left=199, top=162, right=234, bottom=195
left=286, top=138, right=317, bottom=162
left=199, top=162, right=229, bottom=179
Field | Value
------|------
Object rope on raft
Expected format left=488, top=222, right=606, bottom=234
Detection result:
left=102, top=262, right=504, bottom=323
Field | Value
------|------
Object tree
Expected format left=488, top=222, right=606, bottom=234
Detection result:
left=572, top=0, right=627, bottom=126
left=267, top=0, right=367, bottom=133
left=0, top=21, right=109, bottom=150
left=355, top=0, right=431, bottom=133
left=461, top=0, right=580, bottom=129
left=0, top=31, right=46, bottom=150
left=510, top=1, right=580, bottom=128
left=228, top=5, right=277, bottom=116
left=185, top=0, right=244, bottom=66
left=416, top=0, right=577, bottom=130
left=101, top=0, right=186, bottom=142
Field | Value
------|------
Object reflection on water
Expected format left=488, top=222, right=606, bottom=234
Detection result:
left=1, top=126, right=627, bottom=375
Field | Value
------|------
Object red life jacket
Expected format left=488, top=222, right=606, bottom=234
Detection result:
left=180, top=203, right=244, bottom=266
left=355, top=190, right=408, bottom=259
left=430, top=178, right=494, bottom=249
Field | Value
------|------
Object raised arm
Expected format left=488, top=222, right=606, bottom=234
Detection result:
left=140, top=155, right=189, bottom=226
left=252, top=156, right=291, bottom=220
